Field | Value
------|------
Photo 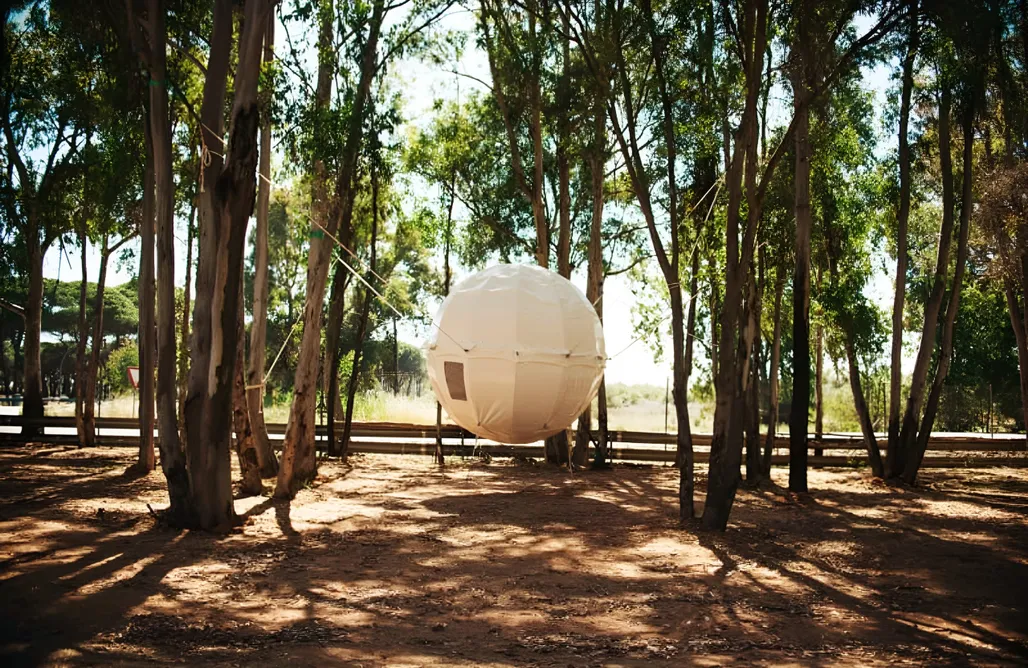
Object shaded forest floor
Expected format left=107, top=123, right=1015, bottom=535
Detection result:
left=1, top=445, right=1027, bottom=667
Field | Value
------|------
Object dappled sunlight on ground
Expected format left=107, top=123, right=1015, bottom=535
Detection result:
left=1, top=445, right=1026, bottom=666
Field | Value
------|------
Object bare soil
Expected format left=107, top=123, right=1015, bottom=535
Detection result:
left=1, top=444, right=1026, bottom=667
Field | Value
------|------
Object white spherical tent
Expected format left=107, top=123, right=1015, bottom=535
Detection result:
left=425, top=264, right=606, bottom=444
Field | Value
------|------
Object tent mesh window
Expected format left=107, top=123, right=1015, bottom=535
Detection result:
left=444, top=361, right=468, bottom=401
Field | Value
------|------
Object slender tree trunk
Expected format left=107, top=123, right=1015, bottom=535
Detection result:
left=277, top=1, right=381, bottom=498
left=843, top=333, right=884, bottom=477
left=814, top=313, right=824, bottom=456
left=702, top=0, right=771, bottom=531
left=341, top=294, right=372, bottom=460
left=148, top=0, right=182, bottom=484
left=541, top=61, right=566, bottom=464
left=709, top=254, right=719, bottom=380
left=887, top=2, right=918, bottom=478
left=340, top=162, right=380, bottom=460
left=574, top=103, right=607, bottom=468
left=640, top=0, right=691, bottom=520
left=20, top=221, right=45, bottom=437
left=179, top=193, right=195, bottom=436
left=233, top=281, right=262, bottom=497
left=902, top=104, right=975, bottom=484
left=745, top=273, right=763, bottom=483
left=392, top=317, right=399, bottom=394
left=82, top=244, right=111, bottom=449
left=762, top=273, right=785, bottom=473
left=138, top=118, right=157, bottom=472
left=789, top=76, right=812, bottom=494
left=247, top=11, right=277, bottom=478
left=895, top=86, right=956, bottom=477
left=324, top=260, right=349, bottom=458
left=435, top=181, right=455, bottom=466
left=529, top=3, right=548, bottom=271
left=75, top=229, right=89, bottom=445
left=679, top=250, right=699, bottom=463
left=556, top=7, right=571, bottom=279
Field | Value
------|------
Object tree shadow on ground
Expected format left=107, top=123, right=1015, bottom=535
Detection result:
left=1, top=445, right=1026, bottom=666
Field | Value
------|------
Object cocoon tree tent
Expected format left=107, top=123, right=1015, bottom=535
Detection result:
left=426, top=264, right=606, bottom=444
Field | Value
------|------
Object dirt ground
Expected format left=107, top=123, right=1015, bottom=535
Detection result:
left=1, top=445, right=1026, bottom=667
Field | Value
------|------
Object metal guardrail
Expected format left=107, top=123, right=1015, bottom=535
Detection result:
left=1, top=414, right=1026, bottom=467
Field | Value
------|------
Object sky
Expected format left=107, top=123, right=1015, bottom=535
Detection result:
left=41, top=6, right=904, bottom=389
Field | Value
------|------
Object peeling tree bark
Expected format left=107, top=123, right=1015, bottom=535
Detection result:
left=182, top=0, right=269, bottom=529
left=234, top=281, right=262, bottom=497
left=276, top=1, right=382, bottom=498
left=179, top=193, right=195, bottom=437
left=247, top=11, right=278, bottom=478
left=148, top=0, right=181, bottom=486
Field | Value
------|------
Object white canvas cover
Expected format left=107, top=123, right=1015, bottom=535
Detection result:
left=426, top=264, right=606, bottom=444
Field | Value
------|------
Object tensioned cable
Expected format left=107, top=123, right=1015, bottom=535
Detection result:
left=311, top=218, right=468, bottom=352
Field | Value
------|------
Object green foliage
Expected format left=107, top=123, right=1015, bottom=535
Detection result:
left=102, top=341, right=139, bottom=396
left=941, top=275, right=1022, bottom=431
left=41, top=279, right=138, bottom=340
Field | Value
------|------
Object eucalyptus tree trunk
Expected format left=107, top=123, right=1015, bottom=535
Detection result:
left=82, top=240, right=115, bottom=448
left=644, top=0, right=692, bottom=520
left=887, top=2, right=918, bottom=477
left=708, top=254, right=719, bottom=380
left=744, top=270, right=763, bottom=483
left=325, top=259, right=352, bottom=457
left=788, top=62, right=813, bottom=494
left=703, top=0, right=769, bottom=531
left=247, top=11, right=278, bottom=478
left=179, top=195, right=194, bottom=430
left=814, top=316, right=824, bottom=456
left=895, top=86, right=957, bottom=478
left=843, top=334, right=884, bottom=477
left=277, top=1, right=382, bottom=498
left=902, top=104, right=975, bottom=484
left=551, top=10, right=573, bottom=465
left=340, top=163, right=380, bottom=460
left=233, top=282, right=262, bottom=497
left=762, top=273, right=786, bottom=473
left=574, top=100, right=607, bottom=468
left=182, top=0, right=268, bottom=529
left=556, top=7, right=571, bottom=279
left=20, top=219, right=45, bottom=437
left=75, top=229, right=89, bottom=446
left=138, top=119, right=156, bottom=472
left=148, top=0, right=181, bottom=483
left=435, top=182, right=454, bottom=466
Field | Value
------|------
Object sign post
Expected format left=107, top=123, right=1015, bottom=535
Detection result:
left=127, top=366, right=141, bottom=418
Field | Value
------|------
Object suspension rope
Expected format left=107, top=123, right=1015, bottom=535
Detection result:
left=311, top=218, right=467, bottom=352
